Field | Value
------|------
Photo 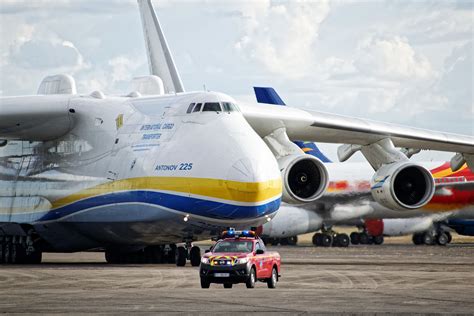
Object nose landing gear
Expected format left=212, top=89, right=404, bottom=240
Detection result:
left=175, top=241, right=201, bottom=267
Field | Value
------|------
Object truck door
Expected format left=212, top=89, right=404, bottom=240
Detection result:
left=255, top=241, right=268, bottom=277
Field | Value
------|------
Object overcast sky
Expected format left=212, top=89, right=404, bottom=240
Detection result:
left=0, top=0, right=472, bottom=161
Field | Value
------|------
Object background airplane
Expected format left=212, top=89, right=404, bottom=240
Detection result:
left=255, top=87, right=474, bottom=247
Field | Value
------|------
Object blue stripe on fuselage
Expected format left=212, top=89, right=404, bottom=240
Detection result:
left=4, top=191, right=281, bottom=223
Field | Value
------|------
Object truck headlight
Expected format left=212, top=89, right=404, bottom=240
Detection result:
left=234, top=257, right=249, bottom=265
left=201, top=257, right=210, bottom=264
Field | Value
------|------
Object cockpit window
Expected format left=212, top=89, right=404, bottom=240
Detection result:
left=192, top=103, right=202, bottom=112
left=222, top=102, right=238, bottom=112
left=186, top=103, right=195, bottom=113
left=202, top=102, right=222, bottom=112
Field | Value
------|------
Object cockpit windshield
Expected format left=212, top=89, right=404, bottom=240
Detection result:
left=186, top=102, right=239, bottom=114
left=202, top=102, right=222, bottom=112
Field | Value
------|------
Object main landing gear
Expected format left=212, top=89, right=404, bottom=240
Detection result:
left=412, top=231, right=452, bottom=246
left=105, top=244, right=176, bottom=264
left=312, top=228, right=350, bottom=247
left=0, top=234, right=42, bottom=264
left=105, top=242, right=202, bottom=266
left=262, top=236, right=298, bottom=246
left=350, top=231, right=384, bottom=246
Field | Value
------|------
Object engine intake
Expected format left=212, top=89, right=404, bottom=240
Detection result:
left=371, top=162, right=435, bottom=210
left=279, top=155, right=328, bottom=204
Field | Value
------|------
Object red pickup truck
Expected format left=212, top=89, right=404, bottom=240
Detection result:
left=199, top=230, right=281, bottom=289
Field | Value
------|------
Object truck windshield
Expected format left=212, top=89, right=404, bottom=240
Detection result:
left=213, top=241, right=253, bottom=253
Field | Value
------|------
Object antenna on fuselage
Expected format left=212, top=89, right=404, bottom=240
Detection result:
left=137, top=0, right=185, bottom=94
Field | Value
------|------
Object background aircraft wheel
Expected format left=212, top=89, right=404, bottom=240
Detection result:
left=412, top=233, right=422, bottom=245
left=321, top=234, right=333, bottom=247
left=280, top=238, right=289, bottom=246
left=359, top=233, right=369, bottom=245
left=422, top=232, right=434, bottom=245
left=246, top=267, right=256, bottom=288
left=446, top=232, right=452, bottom=243
left=288, top=236, right=298, bottom=246
left=190, top=246, right=201, bottom=267
left=223, top=283, right=233, bottom=288
left=267, top=267, right=278, bottom=288
left=373, top=235, right=384, bottom=245
left=312, top=233, right=321, bottom=246
left=335, top=234, right=350, bottom=247
left=350, top=232, right=360, bottom=245
left=436, top=233, right=449, bottom=246
left=175, top=246, right=187, bottom=267
left=200, top=277, right=210, bottom=289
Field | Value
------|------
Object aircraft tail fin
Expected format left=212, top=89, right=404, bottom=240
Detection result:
left=253, top=87, right=286, bottom=105
left=253, top=86, right=332, bottom=163
left=293, top=141, right=332, bottom=163
left=137, top=0, right=185, bottom=94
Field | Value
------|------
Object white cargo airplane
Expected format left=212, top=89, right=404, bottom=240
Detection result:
left=0, top=0, right=473, bottom=265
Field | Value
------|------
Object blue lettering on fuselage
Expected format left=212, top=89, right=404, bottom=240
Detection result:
left=155, top=164, right=178, bottom=171
left=142, top=133, right=161, bottom=140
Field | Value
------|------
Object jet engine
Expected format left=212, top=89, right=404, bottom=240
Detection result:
left=371, top=162, right=435, bottom=210
left=279, top=155, right=329, bottom=204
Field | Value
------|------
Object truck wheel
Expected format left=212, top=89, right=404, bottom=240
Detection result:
left=190, top=246, right=201, bottom=267
left=200, top=277, right=210, bottom=288
left=175, top=246, right=186, bottom=266
left=223, top=283, right=233, bottom=288
left=350, top=232, right=360, bottom=245
left=246, top=267, right=256, bottom=288
left=267, top=267, right=278, bottom=288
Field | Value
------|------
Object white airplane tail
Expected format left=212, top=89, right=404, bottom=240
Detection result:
left=137, top=0, right=185, bottom=94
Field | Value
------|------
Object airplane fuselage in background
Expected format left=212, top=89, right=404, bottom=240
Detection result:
left=0, top=92, right=282, bottom=251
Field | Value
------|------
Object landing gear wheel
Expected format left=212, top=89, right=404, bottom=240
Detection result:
left=267, top=267, right=278, bottom=288
left=200, top=277, right=210, bottom=288
left=359, top=233, right=370, bottom=245
left=321, top=234, right=333, bottom=247
left=373, top=235, right=384, bottom=245
left=412, top=233, right=423, bottom=245
left=288, top=236, right=298, bottom=246
left=436, top=233, right=449, bottom=246
left=422, top=232, right=434, bottom=245
left=280, top=238, right=289, bottom=246
left=190, top=246, right=201, bottom=267
left=175, top=246, right=187, bottom=267
left=246, top=268, right=256, bottom=288
left=350, top=232, right=360, bottom=245
left=335, top=234, right=350, bottom=247
left=312, top=233, right=322, bottom=246
left=446, top=232, right=452, bottom=243
left=223, top=283, right=233, bottom=288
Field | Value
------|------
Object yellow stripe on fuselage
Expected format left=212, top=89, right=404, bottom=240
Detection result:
left=52, top=176, right=282, bottom=209
left=432, top=164, right=467, bottom=178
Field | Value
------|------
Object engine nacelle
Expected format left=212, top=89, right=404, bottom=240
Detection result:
left=371, top=162, right=435, bottom=210
left=279, top=155, right=329, bottom=204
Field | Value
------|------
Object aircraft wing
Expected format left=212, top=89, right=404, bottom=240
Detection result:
left=240, top=102, right=474, bottom=168
left=0, top=95, right=73, bottom=141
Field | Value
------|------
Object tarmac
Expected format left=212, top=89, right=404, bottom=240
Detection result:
left=1, top=237, right=474, bottom=314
